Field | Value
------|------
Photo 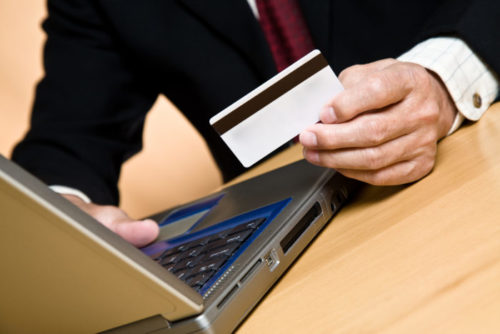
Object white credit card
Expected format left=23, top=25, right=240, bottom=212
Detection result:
left=210, top=49, right=343, bottom=167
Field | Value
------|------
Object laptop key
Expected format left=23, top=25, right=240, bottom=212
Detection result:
left=206, top=242, right=241, bottom=259
left=159, top=252, right=183, bottom=266
left=185, top=271, right=214, bottom=287
left=186, top=245, right=206, bottom=257
left=226, top=229, right=253, bottom=243
left=191, top=257, right=227, bottom=275
left=172, top=256, right=201, bottom=272
left=175, top=268, right=192, bottom=280
left=206, top=237, right=230, bottom=250
left=219, top=223, right=249, bottom=238
left=164, top=263, right=176, bottom=272
left=246, top=217, right=266, bottom=229
left=160, top=245, right=201, bottom=266
left=158, top=245, right=183, bottom=259
left=205, top=235, right=223, bottom=245
left=156, top=218, right=265, bottom=289
left=178, top=239, right=205, bottom=252
left=220, top=218, right=264, bottom=237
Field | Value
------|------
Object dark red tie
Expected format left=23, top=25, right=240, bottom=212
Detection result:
left=256, top=0, right=315, bottom=72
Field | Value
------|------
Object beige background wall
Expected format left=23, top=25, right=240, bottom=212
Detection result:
left=0, top=1, right=221, bottom=218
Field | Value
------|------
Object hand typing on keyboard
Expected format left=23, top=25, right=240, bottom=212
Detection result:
left=62, top=194, right=160, bottom=247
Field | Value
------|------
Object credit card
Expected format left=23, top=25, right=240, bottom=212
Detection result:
left=210, top=50, right=343, bottom=167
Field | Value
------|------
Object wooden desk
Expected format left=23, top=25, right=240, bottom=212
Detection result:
left=237, top=103, right=500, bottom=333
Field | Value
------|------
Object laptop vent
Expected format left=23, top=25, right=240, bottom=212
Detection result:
left=280, top=202, right=322, bottom=254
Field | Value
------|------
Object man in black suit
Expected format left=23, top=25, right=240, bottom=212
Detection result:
left=12, top=0, right=499, bottom=246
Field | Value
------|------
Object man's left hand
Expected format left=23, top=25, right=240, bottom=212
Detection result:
left=299, top=59, right=457, bottom=185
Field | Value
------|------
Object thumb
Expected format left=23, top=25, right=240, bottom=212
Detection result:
left=62, top=194, right=159, bottom=247
left=112, top=218, right=160, bottom=247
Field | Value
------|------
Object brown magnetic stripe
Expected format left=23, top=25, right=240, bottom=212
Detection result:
left=212, top=53, right=329, bottom=135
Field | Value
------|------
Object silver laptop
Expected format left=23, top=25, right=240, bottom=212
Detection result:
left=0, top=155, right=359, bottom=333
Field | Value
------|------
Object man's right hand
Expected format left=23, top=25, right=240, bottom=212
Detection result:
left=62, top=194, right=159, bottom=247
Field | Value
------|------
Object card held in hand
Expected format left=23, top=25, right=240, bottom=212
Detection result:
left=210, top=50, right=343, bottom=167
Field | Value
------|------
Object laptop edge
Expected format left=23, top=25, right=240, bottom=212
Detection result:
left=0, top=155, right=360, bottom=333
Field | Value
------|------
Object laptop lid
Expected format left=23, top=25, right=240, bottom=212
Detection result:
left=0, top=155, right=203, bottom=333
left=0, top=155, right=359, bottom=333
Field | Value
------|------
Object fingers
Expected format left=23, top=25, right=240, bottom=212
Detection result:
left=112, top=219, right=160, bottom=248
left=336, top=155, right=435, bottom=185
left=301, top=98, right=439, bottom=185
left=301, top=104, right=414, bottom=150
left=322, top=61, right=415, bottom=123
left=303, top=134, right=437, bottom=185
left=303, top=132, right=418, bottom=171
left=337, top=58, right=398, bottom=88
left=62, top=194, right=159, bottom=247
left=302, top=113, right=438, bottom=185
left=300, top=59, right=457, bottom=186
left=93, top=206, right=159, bottom=247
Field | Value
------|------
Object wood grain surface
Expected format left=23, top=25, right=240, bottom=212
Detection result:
left=237, top=103, right=500, bottom=334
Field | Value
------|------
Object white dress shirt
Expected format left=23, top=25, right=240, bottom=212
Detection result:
left=399, top=37, right=499, bottom=134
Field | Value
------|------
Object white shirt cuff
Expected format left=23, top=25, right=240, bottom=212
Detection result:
left=398, top=37, right=499, bottom=134
left=50, top=185, right=92, bottom=204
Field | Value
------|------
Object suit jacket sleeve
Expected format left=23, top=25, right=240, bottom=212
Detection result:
left=417, top=0, right=500, bottom=80
left=12, top=0, right=158, bottom=205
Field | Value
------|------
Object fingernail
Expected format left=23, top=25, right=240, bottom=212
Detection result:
left=300, top=131, right=317, bottom=146
left=321, top=106, right=337, bottom=123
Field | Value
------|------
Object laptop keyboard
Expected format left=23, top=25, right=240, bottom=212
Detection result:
left=153, top=217, right=266, bottom=292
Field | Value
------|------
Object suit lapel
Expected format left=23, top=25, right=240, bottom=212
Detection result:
left=299, top=0, right=331, bottom=56
left=177, top=0, right=277, bottom=79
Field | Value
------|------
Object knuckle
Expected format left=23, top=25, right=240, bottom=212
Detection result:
left=419, top=100, right=440, bottom=124
left=366, top=171, right=389, bottom=186
left=426, top=154, right=437, bottom=172
left=423, top=156, right=436, bottom=174
left=330, top=98, right=348, bottom=120
left=364, top=119, right=387, bottom=145
left=339, top=64, right=363, bottom=82
left=363, top=147, right=385, bottom=170
left=412, top=156, right=435, bottom=181
left=366, top=75, right=387, bottom=97
left=423, top=147, right=437, bottom=168
left=421, top=130, right=439, bottom=147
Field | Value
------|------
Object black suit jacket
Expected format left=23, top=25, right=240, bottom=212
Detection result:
left=12, top=0, right=500, bottom=204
